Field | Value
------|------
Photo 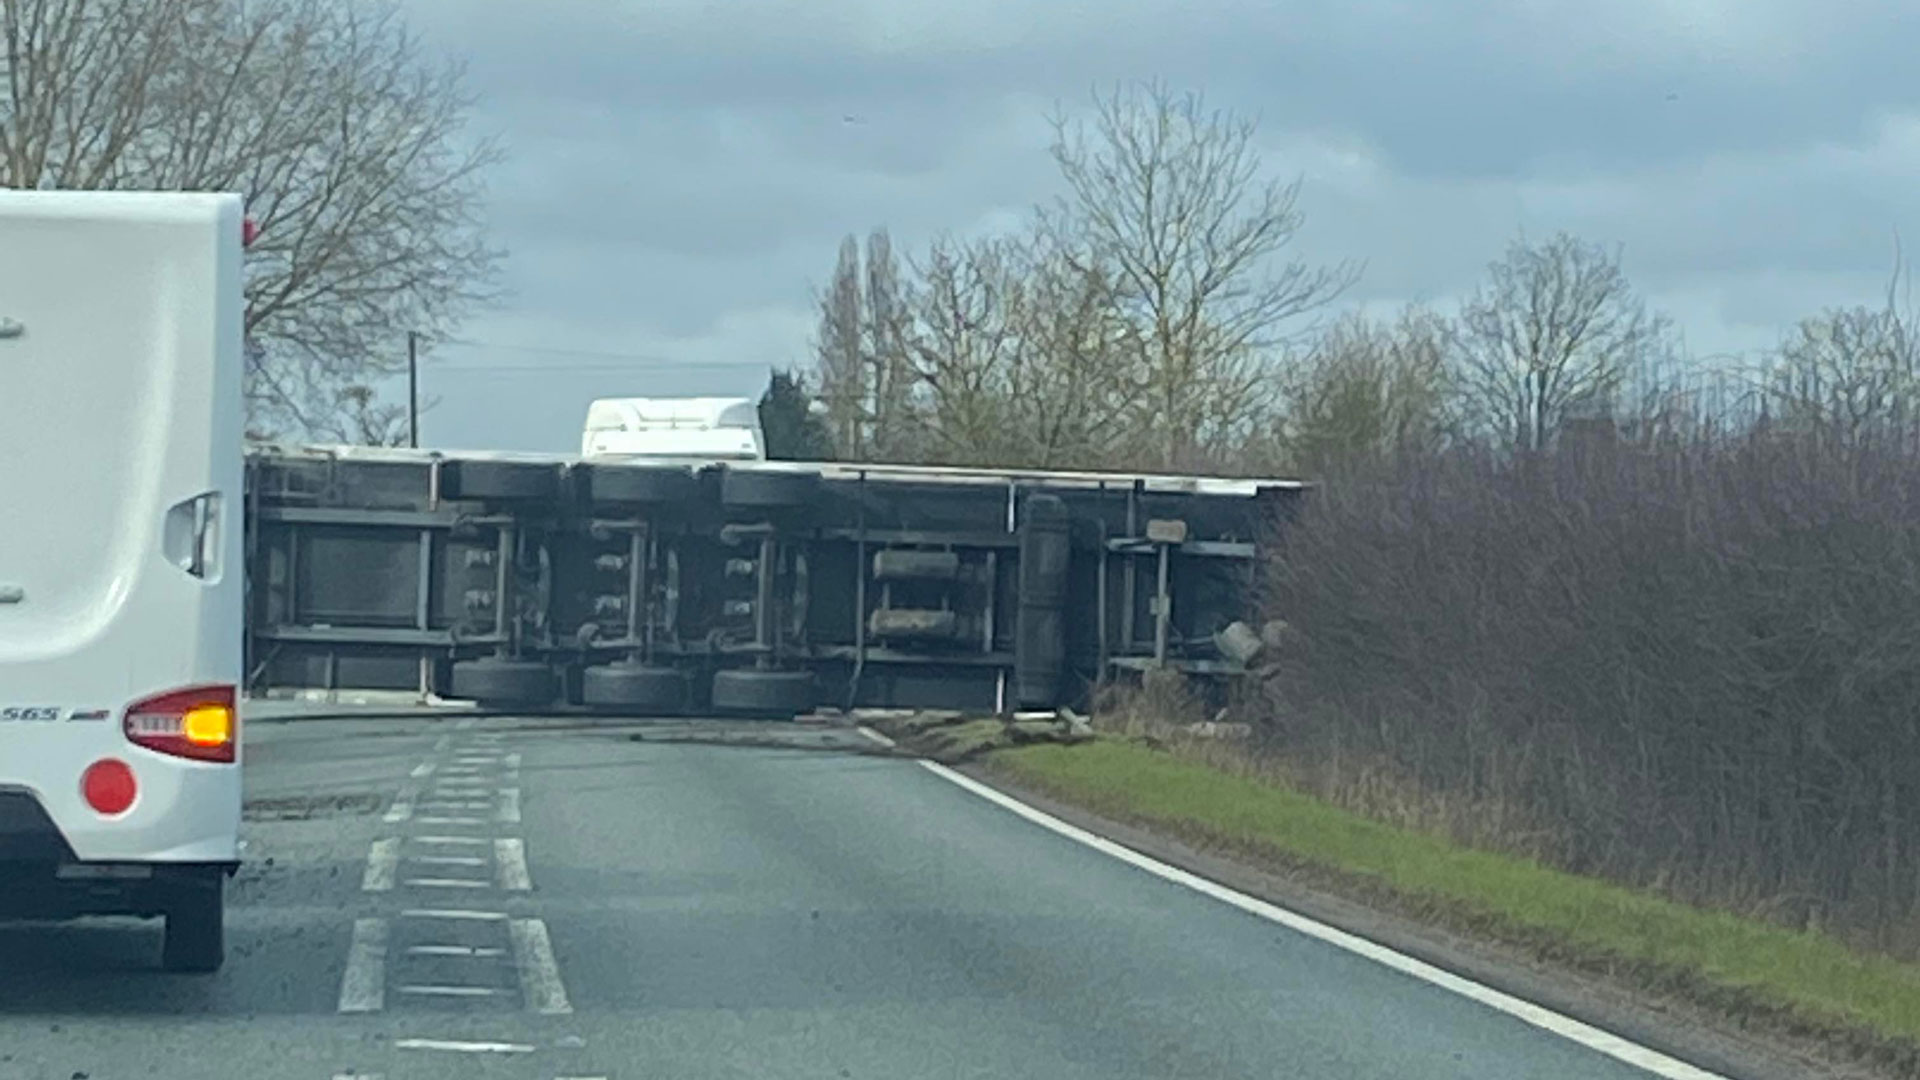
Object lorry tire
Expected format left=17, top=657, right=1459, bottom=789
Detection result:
left=719, top=469, right=818, bottom=512
left=1015, top=493, right=1071, bottom=708
left=161, top=871, right=223, bottom=973
left=584, top=464, right=696, bottom=506
left=442, top=460, right=560, bottom=503
left=581, top=662, right=686, bottom=713
left=710, top=668, right=816, bottom=717
left=450, top=658, right=556, bottom=706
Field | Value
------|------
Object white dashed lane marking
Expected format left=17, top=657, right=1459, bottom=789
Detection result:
left=509, top=918, right=572, bottom=1015
left=496, top=788, right=522, bottom=824
left=495, top=837, right=532, bottom=891
left=399, top=985, right=505, bottom=998
left=402, top=908, right=509, bottom=921
left=408, top=944, right=506, bottom=958
left=414, top=854, right=486, bottom=867
left=381, top=789, right=416, bottom=824
left=405, top=877, right=489, bottom=889
left=395, top=1038, right=533, bottom=1054
left=337, top=918, right=388, bottom=1014
left=361, top=838, right=399, bottom=892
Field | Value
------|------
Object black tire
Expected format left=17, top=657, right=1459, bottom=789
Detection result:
left=583, top=464, right=697, bottom=506
left=450, top=658, right=556, bottom=706
left=161, top=871, right=223, bottom=973
left=719, top=469, right=818, bottom=512
left=710, top=668, right=817, bottom=717
left=581, top=662, right=687, bottom=713
left=442, top=460, right=560, bottom=503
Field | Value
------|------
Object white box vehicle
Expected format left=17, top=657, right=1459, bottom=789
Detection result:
left=581, top=395, right=766, bottom=461
left=0, top=192, right=246, bottom=972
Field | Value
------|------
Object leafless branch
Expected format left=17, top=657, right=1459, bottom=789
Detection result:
left=0, top=0, right=502, bottom=441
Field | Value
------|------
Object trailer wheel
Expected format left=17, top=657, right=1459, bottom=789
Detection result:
left=584, top=464, right=696, bottom=506
left=719, top=469, right=818, bottom=512
left=450, top=658, right=556, bottom=706
left=582, top=662, right=687, bottom=713
left=442, top=460, right=561, bottom=503
left=161, top=870, right=223, bottom=973
left=710, top=668, right=817, bottom=717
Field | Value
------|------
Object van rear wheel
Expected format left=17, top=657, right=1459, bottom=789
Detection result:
left=161, top=870, right=224, bottom=973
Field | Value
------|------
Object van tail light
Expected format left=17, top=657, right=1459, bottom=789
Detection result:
left=125, top=684, right=237, bottom=763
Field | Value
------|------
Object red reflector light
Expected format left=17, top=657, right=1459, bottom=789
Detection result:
left=125, top=684, right=238, bottom=763
left=82, top=759, right=137, bottom=815
left=242, top=215, right=259, bottom=248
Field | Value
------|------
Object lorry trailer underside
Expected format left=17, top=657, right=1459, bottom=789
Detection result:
left=243, top=446, right=1303, bottom=715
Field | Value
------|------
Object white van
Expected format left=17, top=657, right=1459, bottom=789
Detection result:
left=581, top=396, right=766, bottom=461
left=0, top=192, right=246, bottom=971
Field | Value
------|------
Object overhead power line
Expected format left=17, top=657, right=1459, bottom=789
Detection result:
left=424, top=336, right=792, bottom=373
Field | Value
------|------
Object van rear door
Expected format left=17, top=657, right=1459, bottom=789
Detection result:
left=0, top=192, right=245, bottom=863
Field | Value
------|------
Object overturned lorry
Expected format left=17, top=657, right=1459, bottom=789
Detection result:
left=242, top=444, right=1302, bottom=716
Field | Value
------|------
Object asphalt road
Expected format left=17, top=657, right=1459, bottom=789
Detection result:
left=0, top=710, right=1695, bottom=1080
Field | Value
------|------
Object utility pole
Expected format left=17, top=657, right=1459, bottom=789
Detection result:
left=406, top=330, right=420, bottom=449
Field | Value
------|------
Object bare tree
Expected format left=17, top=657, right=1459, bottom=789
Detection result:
left=890, top=232, right=1141, bottom=469
left=814, top=235, right=867, bottom=456
left=897, top=234, right=1021, bottom=464
left=0, top=0, right=502, bottom=441
left=1457, top=232, right=1671, bottom=452
left=1765, top=260, right=1920, bottom=448
left=861, top=228, right=915, bottom=458
left=1279, top=306, right=1455, bottom=474
left=334, top=383, right=429, bottom=446
left=1045, top=81, right=1357, bottom=469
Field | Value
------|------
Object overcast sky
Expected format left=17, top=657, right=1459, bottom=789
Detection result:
left=398, top=0, right=1920, bottom=452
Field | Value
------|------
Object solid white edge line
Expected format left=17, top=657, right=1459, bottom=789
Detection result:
left=855, top=725, right=896, bottom=748
left=916, top=760, right=1731, bottom=1080
left=337, top=918, right=388, bottom=1013
left=497, top=787, right=522, bottom=824
left=413, top=854, right=487, bottom=867
left=417, top=816, right=486, bottom=826
left=401, top=908, right=509, bottom=921
left=398, top=985, right=505, bottom=997
left=508, top=918, right=573, bottom=1015
left=394, top=1038, right=534, bottom=1054
left=360, top=838, right=400, bottom=892
left=496, top=837, right=533, bottom=891
left=412, top=835, right=490, bottom=846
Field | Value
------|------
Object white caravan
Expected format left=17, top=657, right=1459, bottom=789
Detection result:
left=0, top=192, right=246, bottom=971
left=581, top=396, right=766, bottom=462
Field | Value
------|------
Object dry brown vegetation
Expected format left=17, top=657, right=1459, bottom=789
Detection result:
left=1262, top=418, right=1920, bottom=958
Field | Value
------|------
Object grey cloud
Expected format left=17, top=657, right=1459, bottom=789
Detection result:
left=389, top=0, right=1920, bottom=450
left=425, top=0, right=1920, bottom=179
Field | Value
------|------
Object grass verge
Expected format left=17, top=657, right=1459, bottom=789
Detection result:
left=986, top=738, right=1920, bottom=1067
